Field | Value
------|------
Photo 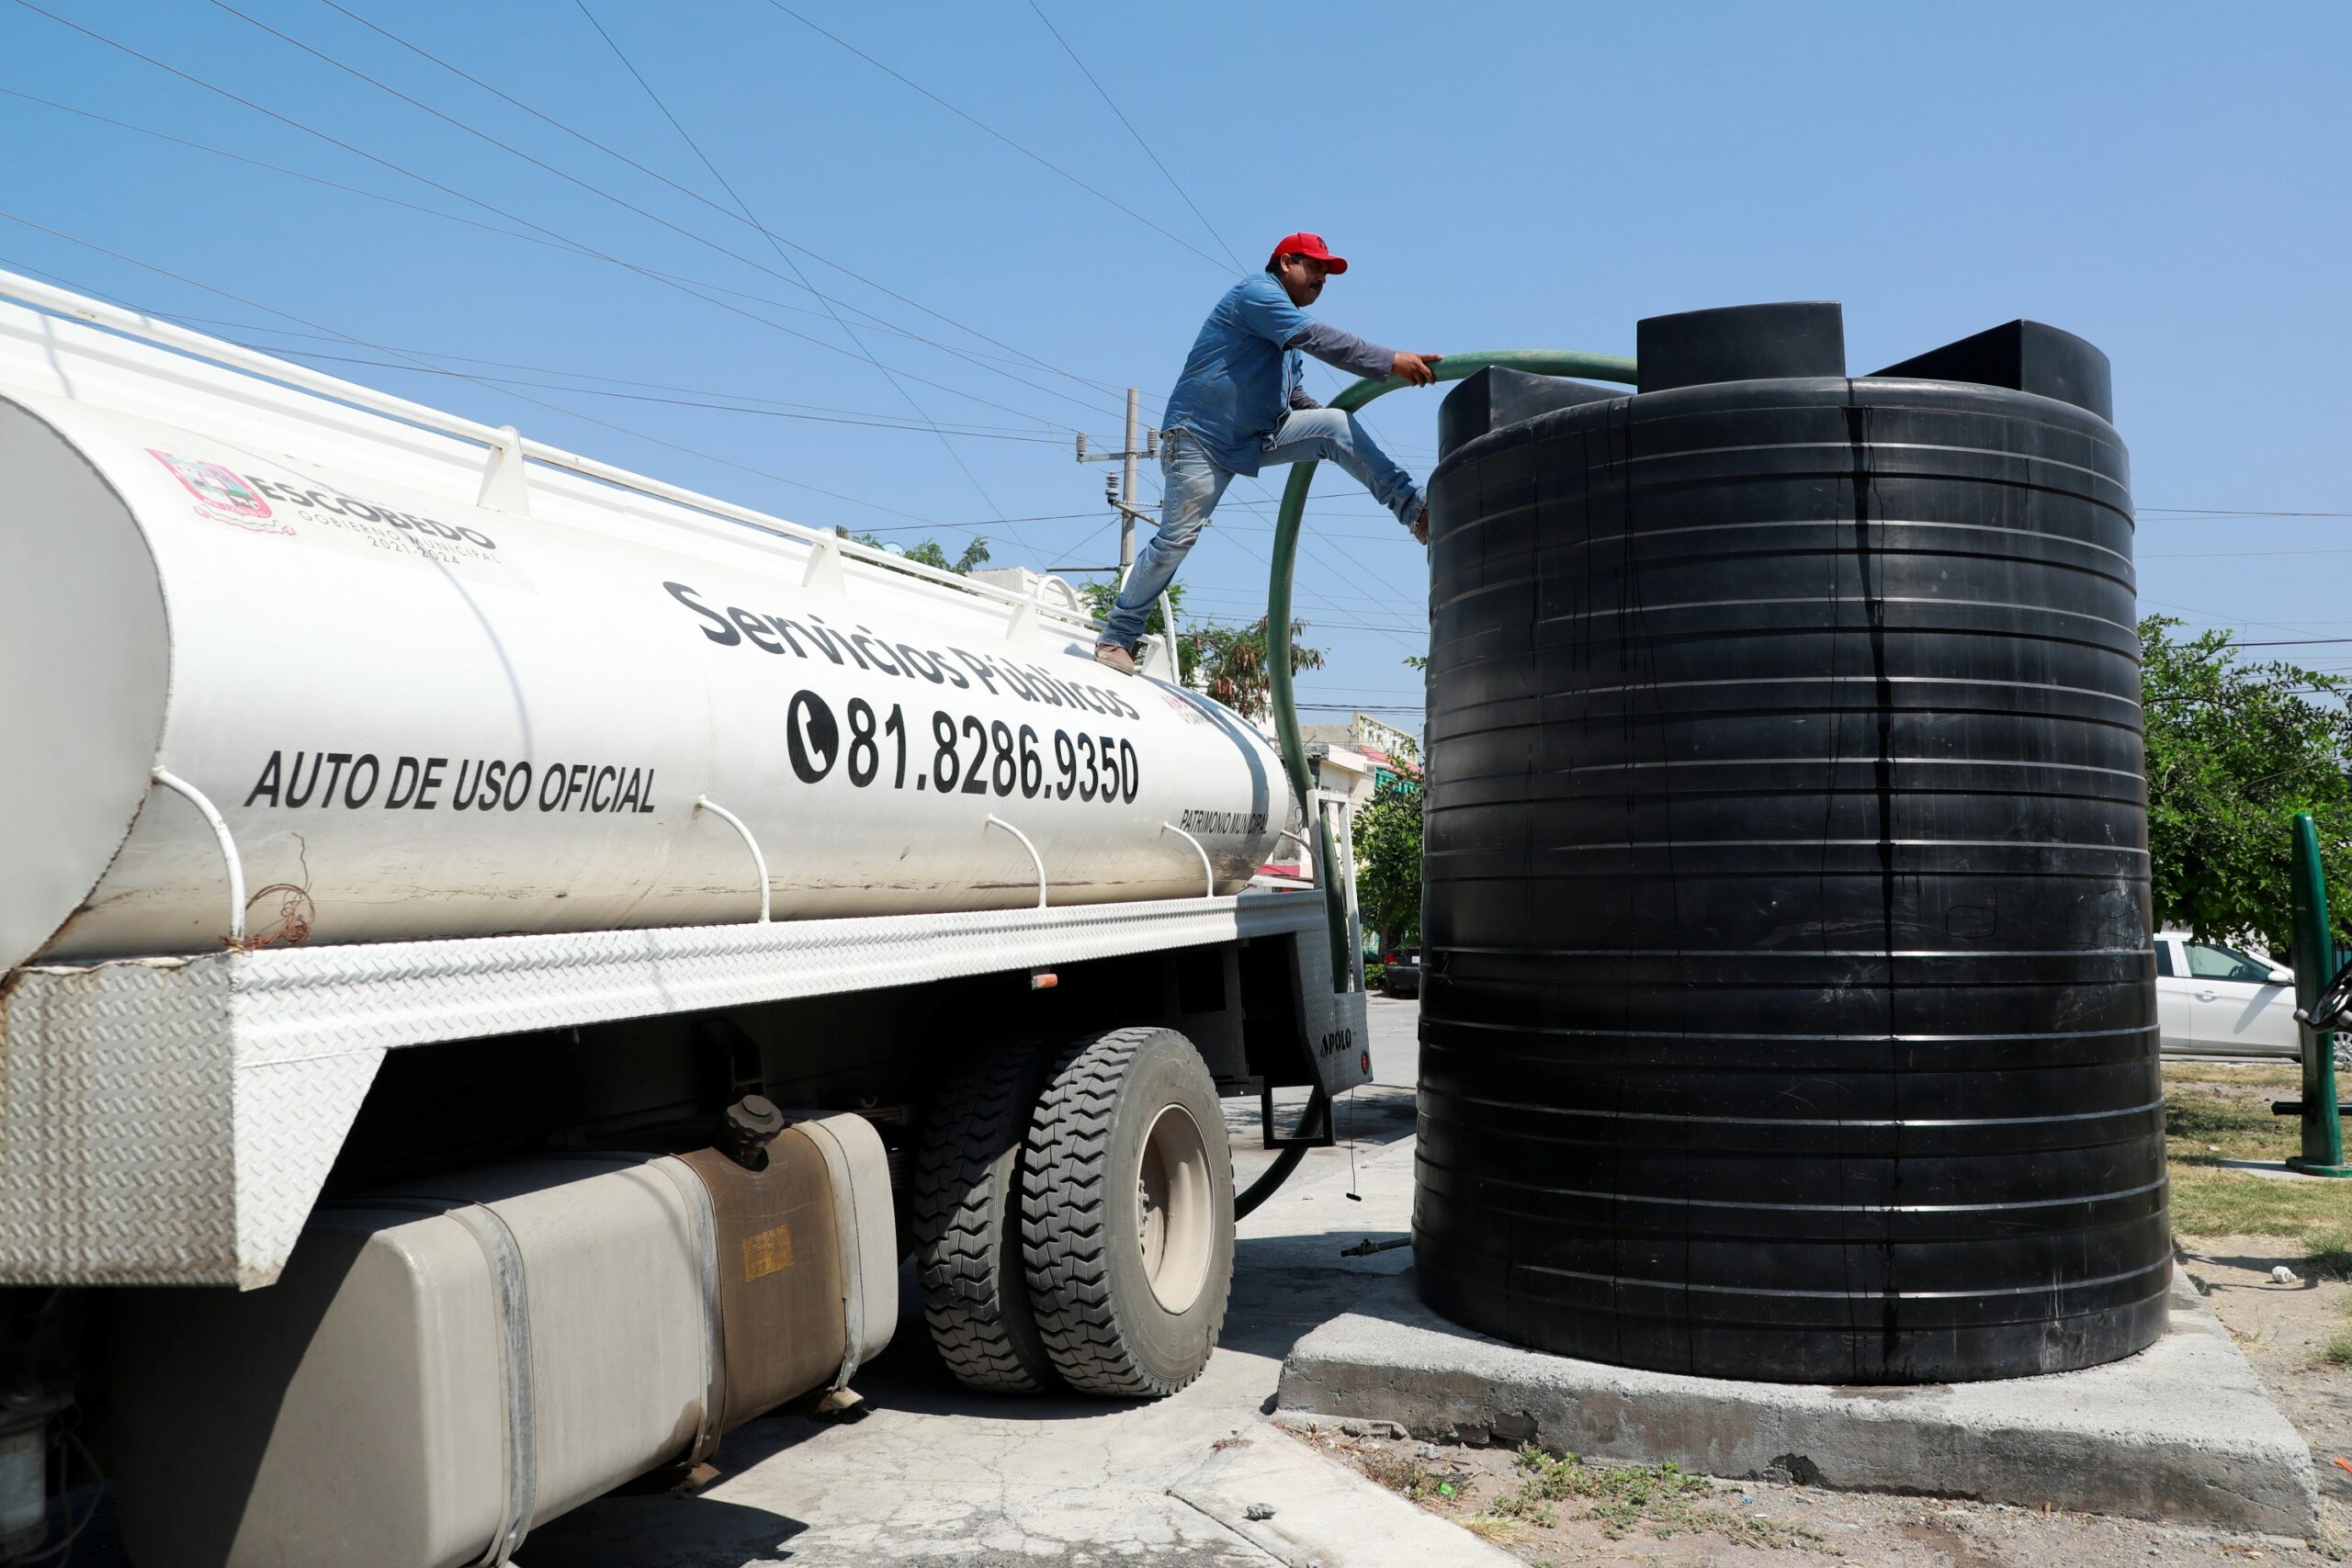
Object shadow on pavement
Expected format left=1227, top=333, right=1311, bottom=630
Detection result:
left=500, top=1494, right=808, bottom=1567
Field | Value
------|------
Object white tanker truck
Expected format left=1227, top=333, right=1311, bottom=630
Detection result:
left=0, top=274, right=1368, bottom=1566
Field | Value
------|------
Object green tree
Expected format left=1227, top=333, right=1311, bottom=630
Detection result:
left=2141, top=615, right=2352, bottom=949
left=1074, top=583, right=1328, bottom=716
left=1078, top=578, right=1187, bottom=645
left=1352, top=775, right=1425, bottom=953
left=836, top=527, right=990, bottom=576
left=1178, top=617, right=1327, bottom=720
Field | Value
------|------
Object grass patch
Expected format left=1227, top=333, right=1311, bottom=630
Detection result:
left=2165, top=1082, right=2289, bottom=1156
left=1464, top=1446, right=1819, bottom=1549
left=2165, top=1061, right=2352, bottom=1271
left=2165, top=1062, right=2302, bottom=1088
left=2168, top=1164, right=2352, bottom=1249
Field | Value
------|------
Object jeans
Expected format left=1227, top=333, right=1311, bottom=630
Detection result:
left=1100, top=408, right=1424, bottom=649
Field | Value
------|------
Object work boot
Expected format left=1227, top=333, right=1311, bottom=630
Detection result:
left=1092, top=640, right=1137, bottom=676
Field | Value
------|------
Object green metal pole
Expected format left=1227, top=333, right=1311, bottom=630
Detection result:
left=2287, top=811, right=2352, bottom=1174
left=1265, top=350, right=1638, bottom=991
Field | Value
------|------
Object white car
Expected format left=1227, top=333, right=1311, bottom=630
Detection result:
left=2154, top=931, right=2299, bottom=1059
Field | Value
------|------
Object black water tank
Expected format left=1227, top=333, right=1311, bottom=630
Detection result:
left=1414, top=304, right=2165, bottom=1383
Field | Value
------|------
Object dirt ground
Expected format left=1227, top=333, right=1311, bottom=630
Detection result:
left=2186, top=1240, right=2352, bottom=1539
left=1310, top=1060, right=2352, bottom=1566
left=1306, top=1416, right=2315, bottom=1567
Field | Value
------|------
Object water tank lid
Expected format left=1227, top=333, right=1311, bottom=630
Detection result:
left=1436, top=367, right=1623, bottom=460
left=1635, top=301, right=1846, bottom=393
left=1872, top=320, right=2114, bottom=422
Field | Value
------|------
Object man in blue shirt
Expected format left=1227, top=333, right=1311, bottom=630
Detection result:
left=1093, top=232, right=1442, bottom=674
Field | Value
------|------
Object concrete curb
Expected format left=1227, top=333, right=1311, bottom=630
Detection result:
left=1277, top=1269, right=2319, bottom=1538
left=1166, top=1423, right=1522, bottom=1568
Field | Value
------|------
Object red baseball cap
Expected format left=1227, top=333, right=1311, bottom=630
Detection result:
left=1268, top=231, right=1348, bottom=274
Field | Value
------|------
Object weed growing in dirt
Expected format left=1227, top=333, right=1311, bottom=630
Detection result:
left=1354, top=1446, right=1474, bottom=1505
left=1466, top=1445, right=1820, bottom=1547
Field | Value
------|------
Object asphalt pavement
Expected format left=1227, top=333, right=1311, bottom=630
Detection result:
left=521, top=995, right=1427, bottom=1568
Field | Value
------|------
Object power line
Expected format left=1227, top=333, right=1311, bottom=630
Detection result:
left=1125, top=466, right=1427, bottom=647
left=570, top=1, right=1036, bottom=556
left=759, top=1, right=1229, bottom=271
left=1020, top=0, right=1245, bottom=274
left=200, top=0, right=868, bottom=299
left=309, top=0, right=1136, bottom=406
left=0, top=82, right=1127, bottom=427
left=2143, top=547, right=2352, bottom=558
left=2140, top=597, right=2352, bottom=643
left=0, top=85, right=1081, bottom=415
left=2141, top=509, right=2352, bottom=519
left=1232, top=469, right=1433, bottom=622
left=1178, top=508, right=1430, bottom=647
left=237, top=339, right=1056, bottom=426
left=13, top=265, right=1109, bottom=445
left=0, top=82, right=571, bottom=254
left=1006, top=6, right=1448, bottom=629
left=253, top=351, right=1069, bottom=439
left=2222, top=638, right=2352, bottom=649
left=0, top=214, right=947, bottom=528
left=199, top=0, right=1081, bottom=480
left=1227, top=683, right=1428, bottom=698
left=11, top=4, right=1127, bottom=444
left=1177, top=581, right=1424, bottom=617
left=859, top=513, right=1102, bottom=533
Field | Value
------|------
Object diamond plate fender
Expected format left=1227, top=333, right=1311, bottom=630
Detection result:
left=0, top=956, right=383, bottom=1288
left=3, top=895, right=1345, bottom=1288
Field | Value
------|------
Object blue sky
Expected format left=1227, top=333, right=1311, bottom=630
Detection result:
left=3, top=0, right=2346, bottom=728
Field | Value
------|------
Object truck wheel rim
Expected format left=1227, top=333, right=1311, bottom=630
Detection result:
left=1136, top=1103, right=1214, bottom=1313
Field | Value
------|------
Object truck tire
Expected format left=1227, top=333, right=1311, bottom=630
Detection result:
left=1021, top=1026, right=1235, bottom=1397
left=913, top=1042, right=1058, bottom=1392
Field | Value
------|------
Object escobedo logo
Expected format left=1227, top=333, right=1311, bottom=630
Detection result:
left=147, top=449, right=291, bottom=534
left=145, top=448, right=502, bottom=554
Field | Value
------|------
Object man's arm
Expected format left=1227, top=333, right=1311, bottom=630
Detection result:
left=1288, top=322, right=1444, bottom=389
left=1284, top=321, right=1395, bottom=383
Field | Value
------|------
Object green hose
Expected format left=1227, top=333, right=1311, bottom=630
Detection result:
left=1267, top=350, right=1637, bottom=992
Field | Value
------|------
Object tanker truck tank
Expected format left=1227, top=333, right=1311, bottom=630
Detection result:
left=0, top=302, right=1294, bottom=972
left=0, top=277, right=1372, bottom=1562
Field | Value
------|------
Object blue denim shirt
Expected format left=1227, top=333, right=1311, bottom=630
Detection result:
left=1161, top=275, right=1394, bottom=477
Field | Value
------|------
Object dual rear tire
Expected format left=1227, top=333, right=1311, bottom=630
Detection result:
left=912, top=1026, right=1234, bottom=1398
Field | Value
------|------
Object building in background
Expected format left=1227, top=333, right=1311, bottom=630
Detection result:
left=1303, top=713, right=1420, bottom=813
left=1253, top=715, right=1422, bottom=886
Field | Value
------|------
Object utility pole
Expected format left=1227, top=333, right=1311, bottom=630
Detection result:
left=1074, top=389, right=1156, bottom=576
left=1074, top=391, right=1176, bottom=678
left=1119, top=386, right=1142, bottom=574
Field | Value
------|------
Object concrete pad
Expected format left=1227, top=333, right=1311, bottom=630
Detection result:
left=1167, top=1425, right=1522, bottom=1568
left=1278, top=1268, right=2319, bottom=1538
